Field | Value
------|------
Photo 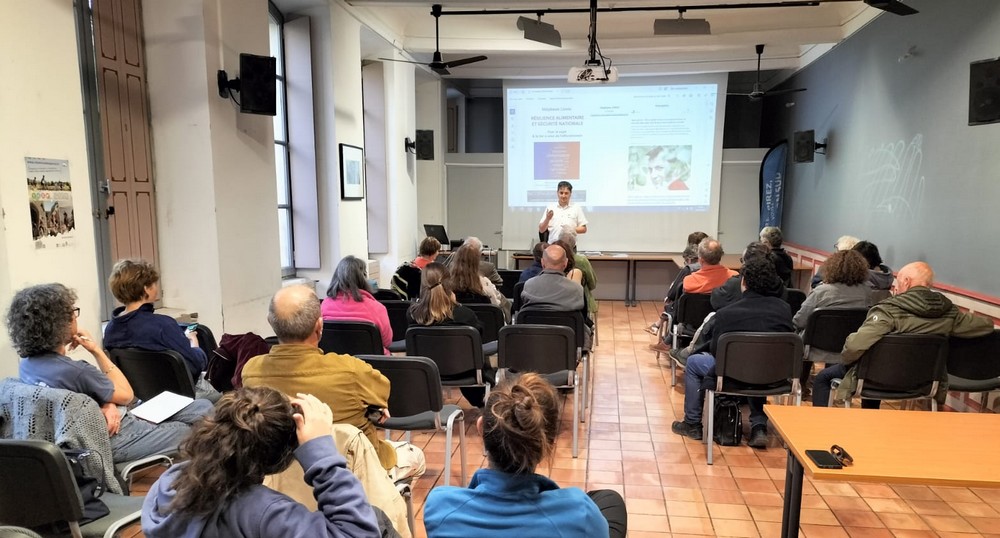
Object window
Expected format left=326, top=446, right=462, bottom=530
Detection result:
left=269, top=3, right=294, bottom=276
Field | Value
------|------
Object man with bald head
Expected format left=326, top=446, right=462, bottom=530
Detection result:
left=682, top=237, right=737, bottom=294
left=812, top=261, right=994, bottom=407
left=519, top=245, right=591, bottom=345
left=242, top=284, right=425, bottom=481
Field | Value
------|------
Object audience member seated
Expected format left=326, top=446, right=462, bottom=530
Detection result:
left=451, top=243, right=510, bottom=321
left=759, top=226, right=794, bottom=287
left=811, top=234, right=861, bottom=288
left=102, top=259, right=219, bottom=401
left=812, top=261, right=994, bottom=408
left=243, top=285, right=425, bottom=482
left=444, top=236, right=503, bottom=288
left=321, top=255, right=393, bottom=353
left=520, top=245, right=592, bottom=348
left=671, top=256, right=793, bottom=449
left=406, top=262, right=496, bottom=408
left=424, top=374, right=627, bottom=538
left=558, top=233, right=598, bottom=317
left=141, top=389, right=381, bottom=537
left=793, top=250, right=872, bottom=331
left=517, top=241, right=548, bottom=283
left=851, top=240, right=894, bottom=291
left=682, top=237, right=737, bottom=294
left=390, top=262, right=422, bottom=301
left=645, top=231, right=708, bottom=335
left=412, top=236, right=441, bottom=269
left=8, top=283, right=213, bottom=463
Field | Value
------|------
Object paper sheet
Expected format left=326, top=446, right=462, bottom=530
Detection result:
left=130, top=391, right=194, bottom=424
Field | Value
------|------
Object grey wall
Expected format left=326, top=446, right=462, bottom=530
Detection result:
left=464, top=97, right=503, bottom=152
left=761, top=0, right=1000, bottom=296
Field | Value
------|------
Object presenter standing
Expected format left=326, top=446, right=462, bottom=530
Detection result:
left=539, top=181, right=588, bottom=243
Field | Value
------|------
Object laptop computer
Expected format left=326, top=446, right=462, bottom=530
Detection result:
left=423, top=224, right=449, bottom=246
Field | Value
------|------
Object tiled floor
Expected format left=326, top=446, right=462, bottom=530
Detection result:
left=123, top=300, right=1000, bottom=537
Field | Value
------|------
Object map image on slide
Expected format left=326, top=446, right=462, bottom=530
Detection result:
left=534, top=141, right=580, bottom=180
left=628, top=145, right=692, bottom=192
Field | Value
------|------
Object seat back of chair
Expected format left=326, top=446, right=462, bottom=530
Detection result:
left=404, top=326, right=484, bottom=377
left=497, top=269, right=522, bottom=299
left=465, top=303, right=506, bottom=343
left=801, top=307, right=869, bottom=353
left=512, top=281, right=526, bottom=315
left=357, top=355, right=443, bottom=417
left=855, top=334, right=948, bottom=395
left=373, top=289, right=404, bottom=301
left=0, top=439, right=84, bottom=529
left=870, top=289, right=892, bottom=303
left=319, top=320, right=383, bottom=355
left=675, top=293, right=713, bottom=327
left=108, top=348, right=196, bottom=400
left=498, top=325, right=576, bottom=375
left=715, top=332, right=804, bottom=388
left=948, top=330, right=1000, bottom=380
left=515, top=309, right=585, bottom=350
left=379, top=300, right=412, bottom=342
left=784, top=289, right=807, bottom=316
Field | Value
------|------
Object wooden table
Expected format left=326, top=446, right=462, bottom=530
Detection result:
left=764, top=405, right=1000, bottom=538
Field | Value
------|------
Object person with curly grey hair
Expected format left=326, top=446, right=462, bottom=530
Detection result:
left=7, top=283, right=213, bottom=463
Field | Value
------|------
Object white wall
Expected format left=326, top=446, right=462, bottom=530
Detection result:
left=143, top=0, right=281, bottom=336
left=0, top=0, right=104, bottom=378
left=416, top=78, right=447, bottom=234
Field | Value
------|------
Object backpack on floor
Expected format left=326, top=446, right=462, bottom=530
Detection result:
left=712, top=396, right=742, bottom=446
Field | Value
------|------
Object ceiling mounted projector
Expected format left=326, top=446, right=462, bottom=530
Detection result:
left=568, top=65, right=619, bottom=84
left=863, top=0, right=919, bottom=16
left=516, top=16, right=562, bottom=47
left=653, top=17, right=711, bottom=36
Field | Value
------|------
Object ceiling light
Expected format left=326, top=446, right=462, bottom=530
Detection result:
left=653, top=8, right=710, bottom=36
left=516, top=15, right=562, bottom=48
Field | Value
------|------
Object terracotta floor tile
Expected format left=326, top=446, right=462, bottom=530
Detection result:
left=800, top=508, right=841, bottom=526
left=742, top=491, right=785, bottom=507
left=629, top=513, right=671, bottom=532
left=812, top=482, right=860, bottom=497
left=833, top=510, right=884, bottom=528
left=660, top=473, right=702, bottom=488
left=712, top=517, right=761, bottom=537
left=730, top=466, right=771, bottom=479
left=667, top=500, right=711, bottom=518
left=850, top=483, right=900, bottom=499
left=864, top=497, right=915, bottom=514
left=972, top=488, right=1000, bottom=503
left=906, top=499, right=959, bottom=516
left=736, top=477, right=780, bottom=494
left=884, top=530, right=937, bottom=538
left=707, top=502, right=753, bottom=520
left=748, top=505, right=784, bottom=522
left=948, top=501, right=1000, bottom=518
left=626, top=484, right=667, bottom=500
left=842, top=528, right=894, bottom=538
left=823, top=496, right=873, bottom=511
left=627, top=497, right=668, bottom=516
left=933, top=487, right=982, bottom=503
left=968, top=516, right=1000, bottom=534
left=668, top=515, right=716, bottom=535
left=799, top=524, right=850, bottom=537
left=876, top=512, right=931, bottom=531
left=891, top=485, right=941, bottom=501
left=702, top=488, right=746, bottom=504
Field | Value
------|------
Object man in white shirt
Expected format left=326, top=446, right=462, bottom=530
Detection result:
left=538, top=181, right=588, bottom=243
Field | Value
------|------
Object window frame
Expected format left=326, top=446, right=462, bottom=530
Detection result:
left=269, top=1, right=295, bottom=277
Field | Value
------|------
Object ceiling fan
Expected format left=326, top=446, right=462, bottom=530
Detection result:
left=379, top=4, right=487, bottom=76
left=728, top=44, right=807, bottom=102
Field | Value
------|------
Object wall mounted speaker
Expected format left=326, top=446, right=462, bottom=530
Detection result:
left=970, top=57, right=1000, bottom=126
left=793, top=130, right=815, bottom=163
left=416, top=130, right=434, bottom=160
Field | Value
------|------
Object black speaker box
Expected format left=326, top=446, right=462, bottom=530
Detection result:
left=793, top=130, right=815, bottom=163
left=239, top=53, right=277, bottom=116
left=416, top=130, right=434, bottom=160
left=970, top=58, right=1000, bottom=126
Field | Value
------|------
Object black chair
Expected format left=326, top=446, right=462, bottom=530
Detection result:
left=497, top=325, right=582, bottom=457
left=846, top=334, right=949, bottom=411
left=947, top=330, right=1000, bottom=412
left=379, top=300, right=412, bottom=353
left=404, top=326, right=492, bottom=408
left=656, top=293, right=713, bottom=386
left=497, top=269, right=522, bottom=299
left=108, top=348, right=196, bottom=401
left=514, top=309, right=591, bottom=420
left=357, top=356, right=467, bottom=487
left=785, top=289, right=807, bottom=317
left=373, top=289, right=404, bottom=301
left=511, top=281, right=526, bottom=316
left=318, top=320, right=383, bottom=355
left=465, top=303, right=505, bottom=355
left=800, top=307, right=869, bottom=364
left=0, top=439, right=146, bottom=538
left=704, top=332, right=803, bottom=465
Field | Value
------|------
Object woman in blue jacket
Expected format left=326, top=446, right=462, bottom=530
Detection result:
left=424, top=374, right=627, bottom=538
left=141, top=388, right=380, bottom=538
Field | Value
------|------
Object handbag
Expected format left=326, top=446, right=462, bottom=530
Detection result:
left=62, top=448, right=110, bottom=524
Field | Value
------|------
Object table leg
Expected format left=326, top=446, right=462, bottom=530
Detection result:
left=629, top=259, right=638, bottom=307
left=781, top=448, right=804, bottom=538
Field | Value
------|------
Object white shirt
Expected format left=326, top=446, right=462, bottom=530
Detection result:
left=540, top=203, right=587, bottom=243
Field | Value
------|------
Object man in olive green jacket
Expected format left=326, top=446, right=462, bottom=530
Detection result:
left=813, top=261, right=995, bottom=406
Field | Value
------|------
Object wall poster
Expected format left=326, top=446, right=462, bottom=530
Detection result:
left=26, top=157, right=76, bottom=249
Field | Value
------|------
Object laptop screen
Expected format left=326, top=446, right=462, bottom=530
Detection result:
left=423, top=224, right=449, bottom=246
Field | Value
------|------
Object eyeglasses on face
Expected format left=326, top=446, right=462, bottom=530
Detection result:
left=71, top=307, right=81, bottom=318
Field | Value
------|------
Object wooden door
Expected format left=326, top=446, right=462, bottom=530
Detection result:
left=93, top=0, right=158, bottom=266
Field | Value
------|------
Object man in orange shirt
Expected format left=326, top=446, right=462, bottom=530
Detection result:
left=682, top=238, right=737, bottom=293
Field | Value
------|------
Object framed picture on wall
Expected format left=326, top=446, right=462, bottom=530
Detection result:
left=339, top=143, right=365, bottom=200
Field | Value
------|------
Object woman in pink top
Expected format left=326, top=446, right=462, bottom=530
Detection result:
left=321, top=255, right=393, bottom=353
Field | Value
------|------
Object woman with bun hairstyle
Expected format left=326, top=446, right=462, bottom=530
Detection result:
left=423, top=374, right=627, bottom=538
left=141, top=387, right=380, bottom=538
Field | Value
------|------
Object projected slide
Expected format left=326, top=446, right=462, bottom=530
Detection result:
left=506, top=84, right=718, bottom=212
